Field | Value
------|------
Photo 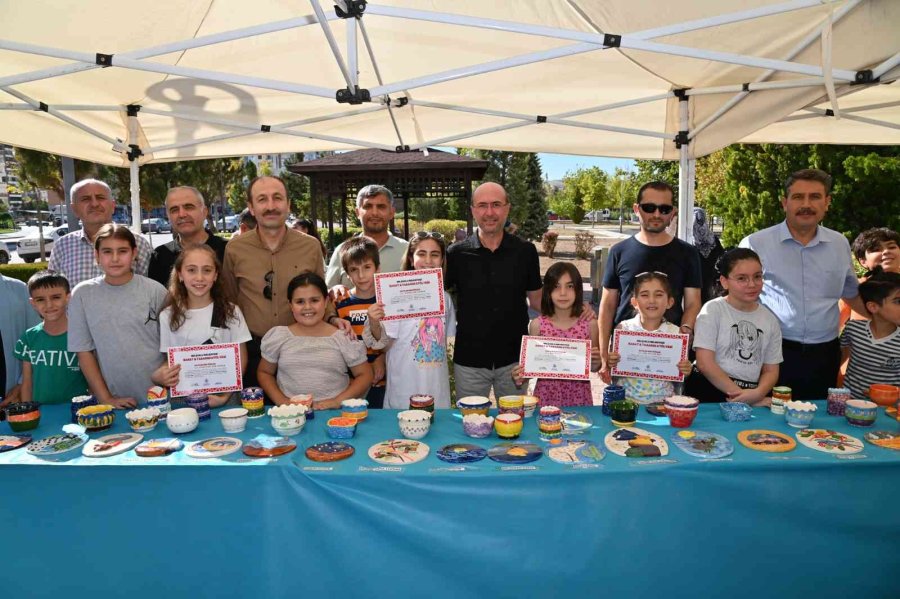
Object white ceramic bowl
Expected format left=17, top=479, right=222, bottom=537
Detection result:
left=268, top=404, right=307, bottom=436
left=219, top=407, right=249, bottom=433
left=398, top=409, right=431, bottom=439
left=125, top=407, right=161, bottom=433
left=166, top=407, right=199, bottom=434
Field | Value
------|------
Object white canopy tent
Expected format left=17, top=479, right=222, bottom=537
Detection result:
left=0, top=0, right=897, bottom=237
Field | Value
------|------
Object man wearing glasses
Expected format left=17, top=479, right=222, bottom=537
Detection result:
left=598, top=181, right=702, bottom=382
left=446, top=181, right=542, bottom=399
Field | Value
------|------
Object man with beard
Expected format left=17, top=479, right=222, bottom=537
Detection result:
left=740, top=169, right=865, bottom=400
left=598, top=181, right=702, bottom=381
left=325, top=185, right=408, bottom=288
left=147, top=186, right=227, bottom=287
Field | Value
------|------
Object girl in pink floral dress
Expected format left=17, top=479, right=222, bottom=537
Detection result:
left=512, top=262, right=600, bottom=407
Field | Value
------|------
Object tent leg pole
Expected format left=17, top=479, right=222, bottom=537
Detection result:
left=677, top=97, right=693, bottom=242
left=129, top=159, right=141, bottom=232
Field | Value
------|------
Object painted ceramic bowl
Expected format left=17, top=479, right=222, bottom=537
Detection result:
left=70, top=394, right=98, bottom=423
left=326, top=417, right=358, bottom=439
left=341, top=398, right=369, bottom=421
left=219, top=408, right=249, bottom=433
left=498, top=395, right=526, bottom=417
left=845, top=399, right=878, bottom=427
left=185, top=393, right=211, bottom=421
left=462, top=414, right=494, bottom=439
left=784, top=401, right=817, bottom=428
left=610, top=400, right=639, bottom=427
left=125, top=407, right=161, bottom=433
left=457, top=396, right=491, bottom=416
left=166, top=407, right=199, bottom=434
left=664, top=395, right=699, bottom=428
left=720, top=402, right=752, bottom=422
left=146, top=385, right=168, bottom=401
left=241, top=387, right=265, bottom=418
left=268, top=404, right=307, bottom=436
left=494, top=413, right=524, bottom=439
left=868, top=384, right=900, bottom=407
left=409, top=395, right=436, bottom=422
left=522, top=395, right=539, bottom=418
left=398, top=409, right=431, bottom=439
left=146, top=396, right=171, bottom=420
left=1, top=401, right=41, bottom=432
left=76, top=404, right=115, bottom=431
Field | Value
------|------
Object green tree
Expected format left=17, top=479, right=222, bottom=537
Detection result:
left=283, top=153, right=311, bottom=217
left=633, top=159, right=679, bottom=197
left=517, top=153, right=548, bottom=241
left=607, top=168, right=639, bottom=228
left=13, top=148, right=95, bottom=196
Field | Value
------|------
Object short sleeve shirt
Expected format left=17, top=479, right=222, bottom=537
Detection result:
left=325, top=234, right=409, bottom=289
left=159, top=304, right=252, bottom=350
left=840, top=320, right=900, bottom=399
left=14, top=323, right=88, bottom=404
left=148, top=232, right=228, bottom=287
left=48, top=228, right=153, bottom=288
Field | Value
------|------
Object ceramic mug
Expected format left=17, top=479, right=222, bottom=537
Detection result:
left=609, top=400, right=638, bottom=427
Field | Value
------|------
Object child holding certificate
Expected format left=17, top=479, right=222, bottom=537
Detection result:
left=152, top=245, right=251, bottom=407
left=511, top=262, right=599, bottom=407
left=607, top=271, right=692, bottom=404
left=363, top=232, right=456, bottom=409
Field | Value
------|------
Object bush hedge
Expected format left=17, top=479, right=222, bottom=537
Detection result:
left=0, top=262, right=48, bottom=283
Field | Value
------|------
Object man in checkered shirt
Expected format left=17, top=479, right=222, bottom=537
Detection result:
left=48, top=179, right=152, bottom=287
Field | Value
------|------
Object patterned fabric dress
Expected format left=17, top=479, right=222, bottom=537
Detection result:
left=532, top=315, right=594, bottom=408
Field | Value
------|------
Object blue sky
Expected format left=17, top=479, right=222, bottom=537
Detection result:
left=538, top=153, right=635, bottom=181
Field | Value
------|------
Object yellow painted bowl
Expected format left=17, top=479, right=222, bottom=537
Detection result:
left=77, top=404, right=116, bottom=431
left=494, top=413, right=524, bottom=439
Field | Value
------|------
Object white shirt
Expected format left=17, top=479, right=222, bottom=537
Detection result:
left=159, top=303, right=252, bottom=350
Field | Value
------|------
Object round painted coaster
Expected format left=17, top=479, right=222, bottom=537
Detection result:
left=82, top=432, right=143, bottom=458
left=487, top=442, right=543, bottom=464
left=368, top=439, right=430, bottom=465
left=560, top=412, right=593, bottom=434
left=27, top=433, right=88, bottom=456
left=737, top=429, right=796, bottom=453
left=135, top=437, right=184, bottom=457
left=436, top=443, right=487, bottom=464
left=795, top=429, right=864, bottom=454
left=0, top=434, right=31, bottom=453
left=671, top=430, right=734, bottom=459
left=603, top=427, right=669, bottom=458
left=864, top=430, right=900, bottom=451
left=306, top=441, right=354, bottom=462
left=243, top=436, right=297, bottom=458
left=546, top=440, right=604, bottom=464
left=185, top=437, right=243, bottom=459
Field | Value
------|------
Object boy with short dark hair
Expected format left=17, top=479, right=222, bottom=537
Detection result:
left=335, top=236, right=386, bottom=408
left=851, top=227, right=900, bottom=274
left=14, top=271, right=88, bottom=404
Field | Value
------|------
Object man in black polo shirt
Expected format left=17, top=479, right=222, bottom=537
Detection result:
left=148, top=186, right=228, bottom=287
left=447, top=182, right=542, bottom=399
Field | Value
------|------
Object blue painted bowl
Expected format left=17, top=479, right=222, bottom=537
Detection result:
left=845, top=399, right=877, bottom=427
left=326, top=417, right=357, bottom=439
left=185, top=394, right=211, bottom=421
left=784, top=401, right=817, bottom=429
left=719, top=402, right=752, bottom=422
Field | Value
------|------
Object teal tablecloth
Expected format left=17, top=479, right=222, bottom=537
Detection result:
left=2, top=402, right=898, bottom=598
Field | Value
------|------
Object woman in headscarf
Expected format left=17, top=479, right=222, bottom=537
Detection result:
left=693, top=207, right=725, bottom=305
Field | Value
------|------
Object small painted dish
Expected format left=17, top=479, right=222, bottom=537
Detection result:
left=645, top=402, right=666, bottom=417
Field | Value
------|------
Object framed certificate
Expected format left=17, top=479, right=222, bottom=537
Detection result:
left=518, top=336, right=591, bottom=380
left=610, top=330, right=689, bottom=382
left=167, top=343, right=243, bottom=398
left=374, top=268, right=445, bottom=321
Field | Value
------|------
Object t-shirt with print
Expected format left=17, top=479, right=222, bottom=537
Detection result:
left=840, top=320, right=900, bottom=399
left=159, top=303, right=252, bottom=350
left=14, top=323, right=88, bottom=404
left=693, top=297, right=783, bottom=384
left=335, top=293, right=385, bottom=389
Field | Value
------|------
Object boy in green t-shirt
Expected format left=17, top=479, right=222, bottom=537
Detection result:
left=14, top=271, right=88, bottom=404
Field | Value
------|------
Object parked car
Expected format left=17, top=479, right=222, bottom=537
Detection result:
left=17, top=225, right=68, bottom=263
left=223, top=214, right=240, bottom=232
left=547, top=210, right=560, bottom=221
left=141, top=218, right=171, bottom=233
left=585, top=209, right=611, bottom=222
left=0, top=244, right=10, bottom=264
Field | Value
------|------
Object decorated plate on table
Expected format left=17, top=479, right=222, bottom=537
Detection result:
left=82, top=432, right=143, bottom=458
left=604, top=427, right=669, bottom=458
left=560, top=412, right=593, bottom=435
left=864, top=430, right=900, bottom=451
left=135, top=437, right=184, bottom=457
left=436, top=443, right=487, bottom=464
left=546, top=440, right=604, bottom=464
left=26, top=433, right=88, bottom=456
left=368, top=439, right=430, bottom=465
left=0, top=434, right=32, bottom=453
left=487, top=442, right=543, bottom=464
left=645, top=402, right=667, bottom=417
left=737, top=430, right=796, bottom=453
left=306, top=441, right=354, bottom=462
left=185, top=437, right=243, bottom=459
left=796, top=429, right=864, bottom=454
left=671, top=430, right=734, bottom=459
left=243, top=435, right=297, bottom=458
left=885, top=406, right=898, bottom=421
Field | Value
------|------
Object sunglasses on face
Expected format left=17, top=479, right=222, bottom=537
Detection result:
left=639, top=203, right=675, bottom=215
left=414, top=231, right=444, bottom=241
left=264, top=271, right=274, bottom=300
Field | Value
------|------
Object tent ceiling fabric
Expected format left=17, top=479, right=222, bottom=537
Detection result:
left=0, top=0, right=897, bottom=167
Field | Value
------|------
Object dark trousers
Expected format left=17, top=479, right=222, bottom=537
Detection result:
left=245, top=335, right=266, bottom=400
left=779, top=338, right=841, bottom=401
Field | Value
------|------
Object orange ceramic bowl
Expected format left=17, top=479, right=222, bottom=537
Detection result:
left=867, top=384, right=900, bottom=407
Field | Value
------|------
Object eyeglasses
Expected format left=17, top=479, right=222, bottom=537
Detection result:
left=638, top=203, right=675, bottom=215
left=728, top=274, right=764, bottom=285
left=472, top=201, right=509, bottom=212
left=414, top=231, right=444, bottom=240
left=263, top=271, right=274, bottom=300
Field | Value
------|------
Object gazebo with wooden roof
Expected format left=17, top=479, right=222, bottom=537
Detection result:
left=288, top=148, right=489, bottom=247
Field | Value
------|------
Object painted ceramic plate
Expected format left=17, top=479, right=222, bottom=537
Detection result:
left=671, top=430, right=734, bottom=459
left=546, top=440, right=605, bottom=464
left=436, top=443, right=487, bottom=464
left=796, top=429, right=864, bottom=454
left=82, top=432, right=143, bottom=458
left=560, top=412, right=593, bottom=434
left=646, top=402, right=667, bottom=417
left=864, top=430, right=900, bottom=451
left=306, top=441, right=354, bottom=462
left=243, top=435, right=297, bottom=458
left=885, top=406, right=898, bottom=420
left=185, top=437, right=243, bottom=459
left=737, top=430, right=796, bottom=453
left=26, top=433, right=88, bottom=456
left=368, top=439, right=430, bottom=465
left=603, top=427, right=669, bottom=458
left=487, top=442, right=543, bottom=464
left=0, top=434, right=31, bottom=453
left=135, top=437, right=184, bottom=457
